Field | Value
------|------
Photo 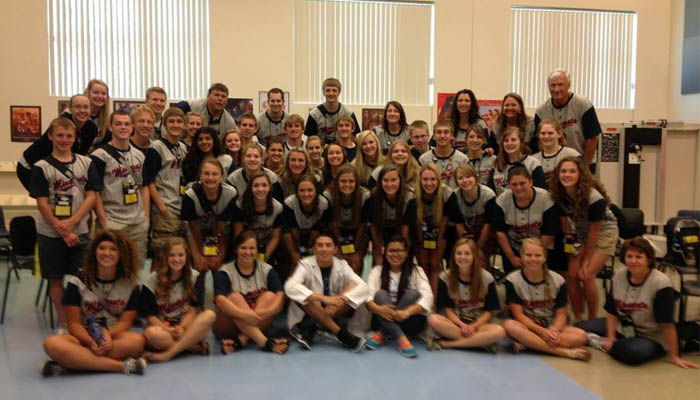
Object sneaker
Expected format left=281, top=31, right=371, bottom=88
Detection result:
left=337, top=327, right=365, bottom=352
left=317, top=329, right=342, bottom=344
left=122, top=357, right=147, bottom=375
left=586, top=333, right=608, bottom=352
left=397, top=337, right=417, bottom=358
left=350, top=336, right=366, bottom=353
left=41, top=360, right=66, bottom=377
left=289, top=325, right=312, bottom=350
left=425, top=335, right=442, bottom=351
left=365, top=331, right=384, bottom=350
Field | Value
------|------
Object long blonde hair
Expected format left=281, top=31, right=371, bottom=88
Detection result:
left=520, top=237, right=553, bottom=300
left=152, top=237, right=197, bottom=302
left=447, top=238, right=486, bottom=300
left=384, top=139, right=419, bottom=187
left=353, top=130, right=384, bottom=185
left=84, top=79, right=111, bottom=138
left=415, top=163, right=445, bottom=225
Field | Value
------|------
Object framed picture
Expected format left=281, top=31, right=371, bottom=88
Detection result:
left=10, top=106, right=42, bottom=142
left=226, top=98, right=254, bottom=125
left=57, top=100, right=70, bottom=115
left=437, top=93, right=455, bottom=121
left=258, top=91, right=291, bottom=113
left=362, top=108, right=384, bottom=131
left=113, top=100, right=145, bottom=114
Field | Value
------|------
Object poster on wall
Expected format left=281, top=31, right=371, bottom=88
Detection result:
left=226, top=98, right=254, bottom=125
left=57, top=100, right=70, bottom=115
left=10, top=106, right=42, bottom=142
left=113, top=100, right=145, bottom=114
left=257, top=91, right=291, bottom=113
left=436, top=93, right=502, bottom=130
left=362, top=108, right=384, bottom=131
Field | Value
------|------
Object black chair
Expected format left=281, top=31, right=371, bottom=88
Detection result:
left=0, top=206, right=10, bottom=262
left=0, top=216, right=48, bottom=325
left=598, top=206, right=645, bottom=291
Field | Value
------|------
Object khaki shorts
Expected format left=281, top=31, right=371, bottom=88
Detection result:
left=595, top=229, right=619, bottom=257
left=150, top=211, right=185, bottom=256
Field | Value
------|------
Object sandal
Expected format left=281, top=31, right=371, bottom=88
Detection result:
left=263, top=337, right=289, bottom=354
left=566, top=347, right=591, bottom=361
left=220, top=337, right=241, bottom=355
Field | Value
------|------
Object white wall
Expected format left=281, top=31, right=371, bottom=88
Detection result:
left=0, top=0, right=677, bottom=194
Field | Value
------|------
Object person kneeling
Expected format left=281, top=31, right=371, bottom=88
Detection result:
left=141, top=238, right=216, bottom=362
left=42, top=230, right=146, bottom=376
left=285, top=233, right=369, bottom=352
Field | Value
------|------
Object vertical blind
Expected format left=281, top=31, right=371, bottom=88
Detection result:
left=47, top=0, right=210, bottom=99
left=294, top=0, right=434, bottom=106
left=510, top=7, right=637, bottom=109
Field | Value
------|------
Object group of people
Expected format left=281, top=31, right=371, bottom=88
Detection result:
left=17, top=71, right=697, bottom=377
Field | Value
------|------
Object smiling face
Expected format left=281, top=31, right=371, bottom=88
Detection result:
left=557, top=160, right=580, bottom=190
left=286, top=122, right=303, bottom=140
left=420, top=168, right=439, bottom=195
left=164, top=115, right=185, bottom=139
left=224, top=132, right=241, bottom=153
left=385, top=240, right=408, bottom=268
left=297, top=180, right=316, bottom=206
left=251, top=175, right=271, bottom=200
left=456, top=170, right=477, bottom=192
left=288, top=151, right=307, bottom=175
left=70, top=95, right=91, bottom=124
left=200, top=162, right=223, bottom=189
left=267, top=143, right=284, bottom=164
left=239, top=118, right=257, bottom=140
left=361, top=135, right=378, bottom=159
left=538, top=123, right=561, bottom=150
left=502, top=131, right=522, bottom=157
left=385, top=104, right=401, bottom=124
left=167, top=244, right=188, bottom=274
left=548, top=74, right=571, bottom=105
left=197, top=132, right=215, bottom=154
left=453, top=243, right=474, bottom=274
left=207, top=89, right=228, bottom=113
left=624, top=248, right=651, bottom=279
left=521, top=242, right=546, bottom=274
left=337, top=120, right=353, bottom=139
left=96, top=240, right=120, bottom=270
left=327, top=144, right=345, bottom=166
left=243, top=148, right=263, bottom=171
left=508, top=174, right=533, bottom=200
left=338, top=172, right=356, bottom=196
left=110, top=114, right=132, bottom=142
left=146, top=92, right=167, bottom=116
left=390, top=143, right=409, bottom=165
left=433, top=125, right=453, bottom=148
left=133, top=111, right=155, bottom=139
left=323, top=85, right=340, bottom=105
left=467, top=129, right=485, bottom=153
left=49, top=125, right=76, bottom=154
left=88, top=83, right=108, bottom=111
left=237, top=237, right=258, bottom=264
left=313, top=236, right=336, bottom=266
left=381, top=170, right=401, bottom=197
left=502, top=96, right=521, bottom=120
left=267, top=92, right=284, bottom=114
left=306, top=139, right=322, bottom=161
left=456, top=93, right=472, bottom=114
left=410, top=127, right=430, bottom=151
left=187, top=116, right=203, bottom=139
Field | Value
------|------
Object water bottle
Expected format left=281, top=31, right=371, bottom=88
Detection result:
left=87, top=317, right=103, bottom=345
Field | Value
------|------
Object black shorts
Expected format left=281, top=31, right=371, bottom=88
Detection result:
left=37, top=233, right=90, bottom=280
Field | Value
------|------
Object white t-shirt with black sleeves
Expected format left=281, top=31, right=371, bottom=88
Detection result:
left=468, top=153, right=496, bottom=186
left=493, top=187, right=560, bottom=249
left=140, top=270, right=205, bottom=322
left=505, top=269, right=568, bottom=326
left=305, top=103, right=360, bottom=144
left=226, top=167, right=284, bottom=203
left=558, top=188, right=618, bottom=241
left=233, top=197, right=285, bottom=252
left=214, top=260, right=282, bottom=307
left=181, top=182, right=238, bottom=237
left=283, top=194, right=331, bottom=245
left=453, top=119, right=488, bottom=154
left=490, top=155, right=546, bottom=196
left=532, top=146, right=581, bottom=181
left=62, top=275, right=138, bottom=329
left=374, top=126, right=411, bottom=154
left=437, top=269, right=500, bottom=322
left=29, top=154, right=101, bottom=237
left=418, top=149, right=470, bottom=189
left=453, top=184, right=497, bottom=237
left=256, top=111, right=287, bottom=147
left=90, top=144, right=146, bottom=225
left=143, top=137, right=188, bottom=216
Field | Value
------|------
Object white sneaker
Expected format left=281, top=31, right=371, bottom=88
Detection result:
left=586, top=333, right=608, bottom=352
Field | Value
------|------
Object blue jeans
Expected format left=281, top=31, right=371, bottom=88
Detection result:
left=576, top=318, right=665, bottom=365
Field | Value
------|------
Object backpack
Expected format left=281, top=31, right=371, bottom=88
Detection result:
left=664, top=217, right=699, bottom=267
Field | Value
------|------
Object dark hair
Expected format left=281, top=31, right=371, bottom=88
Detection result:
left=507, top=165, right=531, bottom=182
left=382, top=101, right=408, bottom=133
left=267, top=88, right=284, bottom=100
left=83, top=229, right=140, bottom=289
left=371, top=164, right=408, bottom=235
left=322, top=143, right=348, bottom=189
left=208, top=83, right=229, bottom=96
left=329, top=164, right=364, bottom=233
left=381, top=235, right=415, bottom=302
left=182, top=126, right=222, bottom=183
left=313, top=231, right=338, bottom=246
left=152, top=237, right=196, bottom=302
left=295, top=173, right=321, bottom=220
left=620, top=237, right=657, bottom=269
left=549, top=156, right=611, bottom=219
left=450, top=89, right=481, bottom=129
left=233, top=230, right=258, bottom=258
left=493, top=93, right=529, bottom=140
left=241, top=170, right=274, bottom=226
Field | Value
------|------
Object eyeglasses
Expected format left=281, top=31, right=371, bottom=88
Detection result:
left=386, top=249, right=406, bottom=255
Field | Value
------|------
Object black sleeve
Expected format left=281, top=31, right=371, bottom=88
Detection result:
left=271, top=182, right=284, bottom=203
left=351, top=112, right=361, bottom=134
left=588, top=199, right=607, bottom=222
left=402, top=198, right=417, bottom=228
left=531, top=166, right=546, bottom=189
left=266, top=268, right=283, bottom=292
left=89, top=155, right=107, bottom=185
left=139, top=285, right=159, bottom=317
left=361, top=196, right=372, bottom=224
left=554, top=282, right=568, bottom=309
left=28, top=165, right=50, bottom=199
left=180, top=195, right=198, bottom=221
left=483, top=197, right=498, bottom=225
left=486, top=170, right=496, bottom=192
left=491, top=202, right=507, bottom=232
left=533, top=114, right=541, bottom=134
left=486, top=131, right=499, bottom=154
left=142, top=148, right=162, bottom=185
left=366, top=175, right=377, bottom=191
left=484, top=282, right=501, bottom=311
left=22, top=133, right=53, bottom=167
left=504, top=280, right=522, bottom=305
left=316, top=206, right=331, bottom=230
left=213, top=270, right=232, bottom=297
left=283, top=204, right=299, bottom=229
left=62, top=282, right=82, bottom=306
left=85, top=161, right=102, bottom=191
left=445, top=193, right=461, bottom=224
left=124, top=288, right=140, bottom=311
left=174, top=100, right=192, bottom=114
left=604, top=285, right=618, bottom=316
left=541, top=203, right=560, bottom=236
left=581, top=106, right=602, bottom=140
left=653, top=287, right=676, bottom=324
left=219, top=197, right=238, bottom=222
left=304, top=114, right=319, bottom=136
left=436, top=279, right=454, bottom=310
left=193, top=273, right=206, bottom=307
left=78, top=124, right=99, bottom=155
left=272, top=209, right=284, bottom=228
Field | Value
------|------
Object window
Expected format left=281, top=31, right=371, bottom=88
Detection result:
left=510, top=7, right=637, bottom=109
left=294, top=0, right=434, bottom=106
left=47, top=0, right=210, bottom=99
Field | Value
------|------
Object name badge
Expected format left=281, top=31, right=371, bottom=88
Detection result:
left=54, top=193, right=73, bottom=217
left=203, top=236, right=219, bottom=257
left=123, top=183, right=138, bottom=205
left=620, top=315, right=636, bottom=338
left=341, top=244, right=356, bottom=255
left=423, top=240, right=437, bottom=250
left=257, top=253, right=266, bottom=262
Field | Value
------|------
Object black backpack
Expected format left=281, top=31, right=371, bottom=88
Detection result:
left=664, top=217, right=699, bottom=267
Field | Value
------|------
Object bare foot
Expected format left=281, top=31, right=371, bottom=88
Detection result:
left=143, top=351, right=174, bottom=363
left=566, top=347, right=591, bottom=361
left=188, top=341, right=210, bottom=356
left=220, top=339, right=236, bottom=355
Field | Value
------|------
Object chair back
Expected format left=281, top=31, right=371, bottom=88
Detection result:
left=665, top=217, right=699, bottom=268
left=0, top=206, right=8, bottom=237
left=9, top=216, right=37, bottom=257
left=616, top=208, right=645, bottom=240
